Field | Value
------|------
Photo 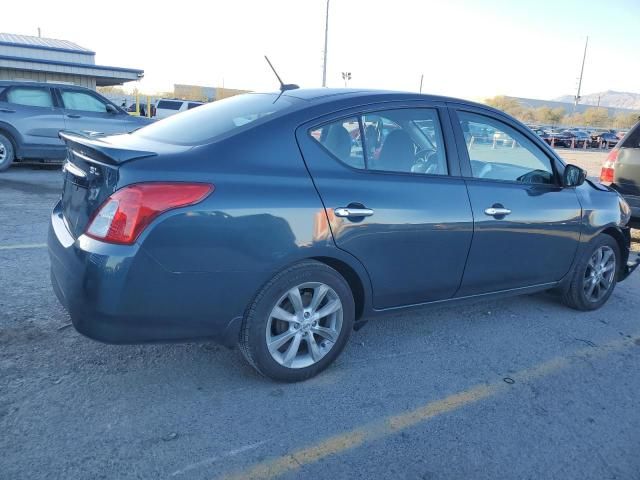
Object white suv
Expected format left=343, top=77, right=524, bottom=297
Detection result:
left=155, top=99, right=204, bottom=119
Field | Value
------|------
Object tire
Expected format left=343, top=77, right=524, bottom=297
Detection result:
left=239, top=260, right=355, bottom=382
left=562, top=234, right=620, bottom=311
left=0, top=133, right=15, bottom=171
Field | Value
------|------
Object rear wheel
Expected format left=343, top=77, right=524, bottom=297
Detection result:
left=239, top=261, right=354, bottom=381
left=562, top=234, right=620, bottom=311
left=0, top=133, right=15, bottom=171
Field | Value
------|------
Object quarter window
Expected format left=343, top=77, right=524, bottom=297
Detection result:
left=458, top=111, right=555, bottom=185
left=6, top=87, right=53, bottom=108
left=310, top=118, right=364, bottom=169
left=61, top=91, right=108, bottom=113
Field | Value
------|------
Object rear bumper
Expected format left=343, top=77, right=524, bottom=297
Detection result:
left=48, top=200, right=243, bottom=347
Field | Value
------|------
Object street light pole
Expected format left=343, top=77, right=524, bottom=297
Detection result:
left=574, top=36, right=588, bottom=110
left=322, top=0, right=330, bottom=87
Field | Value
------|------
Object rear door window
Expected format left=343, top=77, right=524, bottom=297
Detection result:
left=6, top=87, right=53, bottom=108
left=310, top=108, right=448, bottom=175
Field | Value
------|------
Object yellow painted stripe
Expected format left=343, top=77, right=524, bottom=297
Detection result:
left=220, top=334, right=639, bottom=480
left=0, top=243, right=47, bottom=251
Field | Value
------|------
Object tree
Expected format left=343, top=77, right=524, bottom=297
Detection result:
left=97, top=86, right=126, bottom=96
left=581, top=107, right=609, bottom=127
left=485, top=96, right=522, bottom=117
left=613, top=112, right=640, bottom=129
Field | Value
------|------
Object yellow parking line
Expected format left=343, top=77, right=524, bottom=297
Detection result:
left=0, top=243, right=47, bottom=251
left=220, top=334, right=639, bottom=480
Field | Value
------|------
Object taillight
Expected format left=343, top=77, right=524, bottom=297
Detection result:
left=85, top=182, right=213, bottom=245
left=599, top=148, right=618, bottom=183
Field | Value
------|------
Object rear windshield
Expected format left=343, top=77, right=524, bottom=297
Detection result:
left=622, top=122, right=640, bottom=148
left=156, top=100, right=182, bottom=110
left=135, top=94, right=293, bottom=145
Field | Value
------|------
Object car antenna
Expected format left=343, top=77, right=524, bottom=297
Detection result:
left=264, top=55, right=299, bottom=92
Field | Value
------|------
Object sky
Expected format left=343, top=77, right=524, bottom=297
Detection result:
left=2, top=0, right=639, bottom=100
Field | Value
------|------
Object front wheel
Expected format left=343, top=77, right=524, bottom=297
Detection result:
left=562, top=234, right=620, bottom=311
left=239, top=261, right=355, bottom=382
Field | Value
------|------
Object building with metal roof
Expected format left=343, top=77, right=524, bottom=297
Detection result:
left=0, top=32, right=143, bottom=89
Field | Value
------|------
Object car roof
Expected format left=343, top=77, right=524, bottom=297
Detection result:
left=280, top=87, right=481, bottom=106
left=256, top=87, right=502, bottom=118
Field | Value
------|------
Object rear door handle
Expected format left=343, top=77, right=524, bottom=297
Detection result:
left=0, top=108, right=15, bottom=113
left=484, top=207, right=512, bottom=217
left=66, top=114, right=82, bottom=118
left=335, top=207, right=374, bottom=218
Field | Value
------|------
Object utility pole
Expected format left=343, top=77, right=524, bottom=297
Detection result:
left=574, top=36, right=588, bottom=110
left=322, top=0, right=330, bottom=87
left=419, top=74, right=424, bottom=94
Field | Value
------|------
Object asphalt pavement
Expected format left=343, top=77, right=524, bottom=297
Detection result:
left=1, top=160, right=639, bottom=480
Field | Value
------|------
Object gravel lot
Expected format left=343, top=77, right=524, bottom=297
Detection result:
left=1, top=155, right=639, bottom=480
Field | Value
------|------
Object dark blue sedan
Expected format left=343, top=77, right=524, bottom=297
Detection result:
left=48, top=89, right=638, bottom=381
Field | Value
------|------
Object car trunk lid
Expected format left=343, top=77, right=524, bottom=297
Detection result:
left=59, top=130, right=158, bottom=238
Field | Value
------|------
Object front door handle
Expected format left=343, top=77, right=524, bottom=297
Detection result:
left=0, top=108, right=15, bottom=113
left=66, top=114, right=82, bottom=119
left=484, top=207, right=512, bottom=217
left=334, top=207, right=374, bottom=218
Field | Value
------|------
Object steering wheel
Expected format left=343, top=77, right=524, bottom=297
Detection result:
left=477, top=162, right=492, bottom=178
left=412, top=148, right=440, bottom=174
left=517, top=170, right=549, bottom=184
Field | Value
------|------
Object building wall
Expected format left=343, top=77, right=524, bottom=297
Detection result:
left=0, top=67, right=95, bottom=88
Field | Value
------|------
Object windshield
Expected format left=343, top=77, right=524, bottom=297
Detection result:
left=134, top=93, right=293, bottom=145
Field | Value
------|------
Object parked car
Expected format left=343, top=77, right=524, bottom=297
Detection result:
left=48, top=89, right=638, bottom=381
left=616, top=130, right=629, bottom=140
left=540, top=129, right=572, bottom=147
left=492, top=130, right=514, bottom=146
left=593, top=131, right=620, bottom=148
left=562, top=130, right=590, bottom=148
left=154, top=99, right=205, bottom=119
left=591, top=129, right=619, bottom=148
left=600, top=120, right=640, bottom=227
left=0, top=81, right=153, bottom=171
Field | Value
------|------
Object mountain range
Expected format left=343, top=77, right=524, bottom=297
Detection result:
left=554, top=91, right=640, bottom=111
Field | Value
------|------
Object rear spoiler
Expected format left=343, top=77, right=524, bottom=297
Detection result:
left=59, top=130, right=157, bottom=165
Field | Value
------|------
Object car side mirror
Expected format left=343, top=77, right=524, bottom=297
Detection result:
left=106, top=104, right=118, bottom=114
left=563, top=164, right=587, bottom=187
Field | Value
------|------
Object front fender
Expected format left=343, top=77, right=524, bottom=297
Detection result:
left=564, top=181, right=633, bottom=284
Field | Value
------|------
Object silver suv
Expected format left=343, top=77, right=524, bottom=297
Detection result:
left=0, top=81, right=153, bottom=171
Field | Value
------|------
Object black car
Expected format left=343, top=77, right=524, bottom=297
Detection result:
left=601, top=121, right=640, bottom=226
left=538, top=129, right=571, bottom=148
left=562, top=130, right=591, bottom=148
left=593, top=131, right=619, bottom=148
left=48, top=88, right=639, bottom=381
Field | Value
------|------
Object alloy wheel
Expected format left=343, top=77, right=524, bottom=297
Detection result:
left=583, top=246, right=616, bottom=302
left=0, top=142, right=6, bottom=162
left=266, top=282, right=343, bottom=369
